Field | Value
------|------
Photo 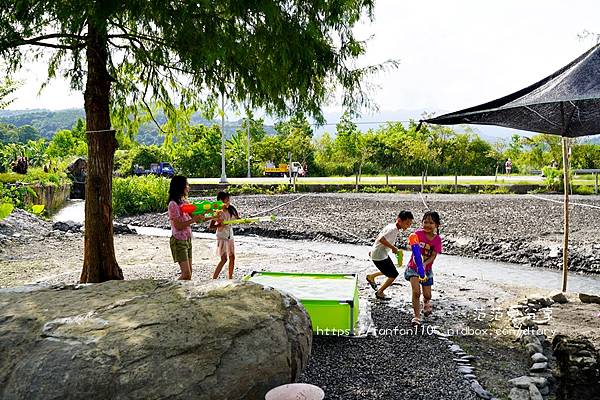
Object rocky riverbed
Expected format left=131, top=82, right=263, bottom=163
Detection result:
left=120, top=192, right=600, bottom=274
left=2, top=193, right=600, bottom=400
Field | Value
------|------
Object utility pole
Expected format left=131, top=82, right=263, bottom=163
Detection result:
left=247, top=115, right=251, bottom=178
left=219, top=93, right=228, bottom=184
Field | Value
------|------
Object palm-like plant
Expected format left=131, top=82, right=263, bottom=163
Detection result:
left=24, top=139, right=49, bottom=167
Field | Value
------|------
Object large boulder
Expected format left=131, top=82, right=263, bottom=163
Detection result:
left=0, top=280, right=312, bottom=399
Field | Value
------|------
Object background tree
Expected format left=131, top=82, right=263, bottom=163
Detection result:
left=0, top=0, right=390, bottom=282
left=334, top=112, right=365, bottom=189
left=171, top=125, right=221, bottom=177
left=276, top=114, right=315, bottom=173
left=0, top=77, right=19, bottom=109
left=368, top=124, right=402, bottom=185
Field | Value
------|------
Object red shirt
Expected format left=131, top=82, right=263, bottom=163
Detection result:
left=408, top=229, right=442, bottom=272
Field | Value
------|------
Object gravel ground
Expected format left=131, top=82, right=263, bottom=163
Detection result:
left=299, top=305, right=480, bottom=400
left=120, top=192, right=600, bottom=274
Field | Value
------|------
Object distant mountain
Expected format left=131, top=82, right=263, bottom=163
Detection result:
left=0, top=108, right=277, bottom=145
left=0, top=109, right=85, bottom=139
left=0, top=108, right=555, bottom=144
left=311, top=109, right=529, bottom=143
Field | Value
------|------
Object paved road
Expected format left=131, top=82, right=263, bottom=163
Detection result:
left=189, top=175, right=544, bottom=185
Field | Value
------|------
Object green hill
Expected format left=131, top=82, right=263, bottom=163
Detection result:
left=0, top=109, right=276, bottom=144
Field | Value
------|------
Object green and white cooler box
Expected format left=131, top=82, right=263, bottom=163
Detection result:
left=245, top=271, right=359, bottom=335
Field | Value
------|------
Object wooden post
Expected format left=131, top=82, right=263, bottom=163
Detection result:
left=421, top=171, right=425, bottom=193
left=454, top=174, right=458, bottom=193
left=288, top=152, right=292, bottom=185
left=595, top=172, right=598, bottom=195
left=561, top=137, right=569, bottom=292
left=293, top=171, right=297, bottom=192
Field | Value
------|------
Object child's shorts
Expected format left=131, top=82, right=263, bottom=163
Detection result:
left=170, top=237, right=192, bottom=263
left=404, top=267, right=434, bottom=286
left=372, top=256, right=399, bottom=278
left=216, top=238, right=235, bottom=257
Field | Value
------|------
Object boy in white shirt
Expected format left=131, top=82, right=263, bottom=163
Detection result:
left=367, top=211, right=414, bottom=300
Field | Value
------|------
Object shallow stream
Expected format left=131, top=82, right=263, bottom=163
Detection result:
left=53, top=200, right=600, bottom=295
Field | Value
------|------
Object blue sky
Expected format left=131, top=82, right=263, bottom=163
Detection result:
left=6, top=0, right=600, bottom=124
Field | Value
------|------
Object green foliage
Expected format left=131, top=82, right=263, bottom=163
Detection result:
left=31, top=204, right=45, bottom=214
left=333, top=112, right=364, bottom=174
left=573, top=185, right=595, bottom=195
left=571, top=143, right=600, bottom=169
left=225, top=130, right=250, bottom=177
left=0, top=167, right=68, bottom=187
left=226, top=184, right=263, bottom=196
left=112, top=175, right=170, bottom=216
left=0, top=183, right=35, bottom=208
left=45, top=129, right=87, bottom=158
left=360, top=185, right=400, bottom=193
left=226, top=183, right=292, bottom=196
left=171, top=125, right=221, bottom=177
left=1, top=0, right=388, bottom=129
left=0, top=202, right=13, bottom=220
left=0, top=123, right=42, bottom=144
left=478, top=186, right=510, bottom=194
left=542, top=166, right=562, bottom=191
left=116, top=145, right=171, bottom=176
left=0, top=110, right=85, bottom=139
left=427, top=185, right=454, bottom=194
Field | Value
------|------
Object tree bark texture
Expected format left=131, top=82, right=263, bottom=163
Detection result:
left=80, top=21, right=123, bottom=283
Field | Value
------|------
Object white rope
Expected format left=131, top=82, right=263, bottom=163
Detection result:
left=85, top=129, right=116, bottom=133
left=419, top=191, right=430, bottom=210
left=249, top=193, right=311, bottom=217
left=528, top=194, right=600, bottom=210
left=277, top=216, right=368, bottom=244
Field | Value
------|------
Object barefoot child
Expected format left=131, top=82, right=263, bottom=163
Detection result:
left=366, top=211, right=414, bottom=300
left=167, top=176, right=206, bottom=280
left=405, top=211, right=442, bottom=325
left=210, top=191, right=239, bottom=279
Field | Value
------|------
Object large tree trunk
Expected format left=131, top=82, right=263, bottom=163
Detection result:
left=80, top=22, right=123, bottom=283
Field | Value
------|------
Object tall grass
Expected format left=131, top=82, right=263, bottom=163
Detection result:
left=113, top=175, right=170, bottom=216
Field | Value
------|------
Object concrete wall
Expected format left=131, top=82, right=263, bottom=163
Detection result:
left=24, top=183, right=72, bottom=211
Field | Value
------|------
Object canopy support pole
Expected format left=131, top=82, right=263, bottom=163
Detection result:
left=561, top=136, right=570, bottom=292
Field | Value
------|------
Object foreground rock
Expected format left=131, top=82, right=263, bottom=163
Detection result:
left=0, top=280, right=312, bottom=400
left=552, top=334, right=600, bottom=400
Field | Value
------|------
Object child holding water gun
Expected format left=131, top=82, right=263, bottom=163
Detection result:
left=209, top=191, right=240, bottom=279
left=167, top=175, right=207, bottom=280
left=405, top=211, right=442, bottom=325
left=367, top=211, right=414, bottom=300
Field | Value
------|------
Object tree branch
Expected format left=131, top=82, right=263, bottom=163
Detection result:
left=8, top=33, right=86, bottom=50
left=107, top=33, right=168, bottom=48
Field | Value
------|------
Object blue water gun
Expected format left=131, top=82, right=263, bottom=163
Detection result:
left=408, top=233, right=428, bottom=283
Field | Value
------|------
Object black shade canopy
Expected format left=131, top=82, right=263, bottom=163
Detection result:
left=423, top=43, right=600, bottom=138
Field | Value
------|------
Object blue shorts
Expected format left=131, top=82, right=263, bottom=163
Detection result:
left=404, top=267, right=434, bottom=286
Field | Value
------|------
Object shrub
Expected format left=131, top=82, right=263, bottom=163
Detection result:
left=0, top=183, right=36, bottom=209
left=478, top=185, right=510, bottom=194
left=112, top=175, right=170, bottom=216
left=573, top=185, right=595, bottom=195
left=542, top=166, right=561, bottom=191
left=360, top=185, right=399, bottom=193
